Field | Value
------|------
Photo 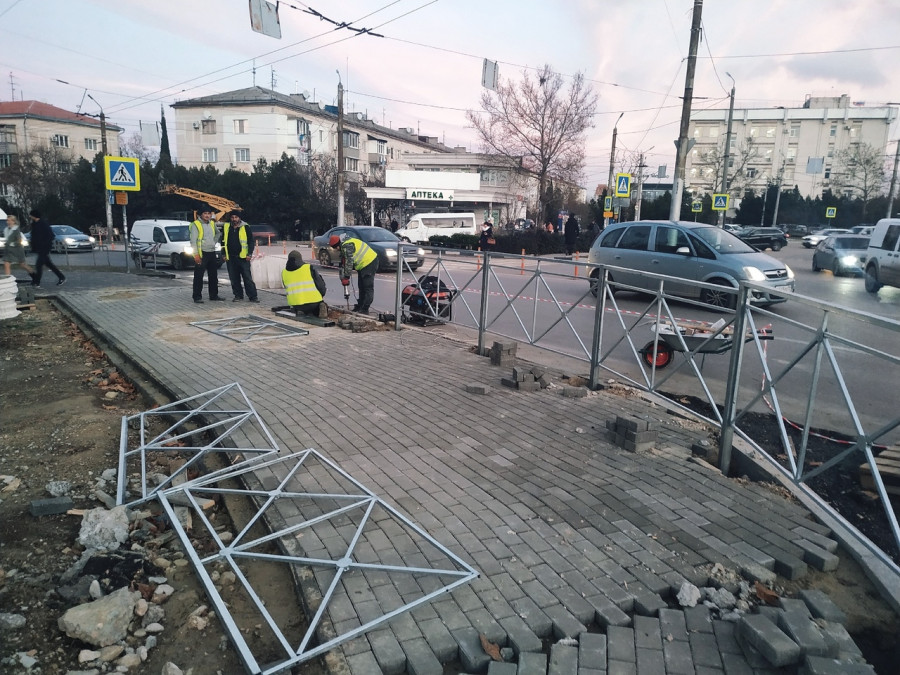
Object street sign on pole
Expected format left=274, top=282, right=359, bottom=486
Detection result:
left=614, top=173, right=632, bottom=198
left=691, top=201, right=702, bottom=213
left=712, top=194, right=729, bottom=211
left=604, top=196, right=612, bottom=210
left=104, top=156, right=140, bottom=191
left=825, top=207, right=837, bottom=219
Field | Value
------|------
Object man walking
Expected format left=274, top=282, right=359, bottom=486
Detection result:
left=329, top=233, right=378, bottom=314
left=29, top=209, right=65, bottom=287
left=222, top=210, right=259, bottom=303
left=564, top=213, right=580, bottom=256
left=190, top=205, right=223, bottom=303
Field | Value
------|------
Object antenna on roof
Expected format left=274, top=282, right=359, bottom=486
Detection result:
left=76, top=88, right=87, bottom=115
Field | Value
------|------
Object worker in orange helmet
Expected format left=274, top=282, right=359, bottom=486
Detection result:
left=329, top=233, right=378, bottom=314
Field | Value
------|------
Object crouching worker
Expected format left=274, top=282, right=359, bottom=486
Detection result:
left=282, top=250, right=328, bottom=318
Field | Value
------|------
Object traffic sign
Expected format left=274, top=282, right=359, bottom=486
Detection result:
left=825, top=207, right=837, bottom=219
left=104, top=156, right=141, bottom=191
left=691, top=201, right=702, bottom=213
left=712, top=194, right=729, bottom=211
left=604, top=196, right=612, bottom=210
left=614, top=173, right=632, bottom=198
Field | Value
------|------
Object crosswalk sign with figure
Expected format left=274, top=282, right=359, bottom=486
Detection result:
left=614, top=173, right=631, bottom=197
left=712, top=193, right=729, bottom=211
left=104, top=156, right=141, bottom=191
left=826, top=207, right=837, bottom=219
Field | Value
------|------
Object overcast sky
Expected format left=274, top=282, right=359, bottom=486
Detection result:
left=2, top=0, right=899, bottom=191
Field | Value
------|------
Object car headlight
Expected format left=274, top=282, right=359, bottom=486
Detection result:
left=385, top=249, right=398, bottom=257
left=785, top=265, right=794, bottom=279
left=840, top=255, right=858, bottom=266
left=417, top=247, right=425, bottom=256
left=64, top=237, right=76, bottom=244
left=742, top=266, right=767, bottom=281
left=88, top=236, right=96, bottom=243
left=183, top=245, right=194, bottom=255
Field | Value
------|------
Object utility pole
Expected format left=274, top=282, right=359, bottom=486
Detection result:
left=669, top=0, right=703, bottom=221
left=635, top=152, right=648, bottom=221
left=886, top=140, right=900, bottom=218
left=88, top=93, right=114, bottom=239
left=719, top=73, right=735, bottom=227
left=771, top=162, right=785, bottom=228
left=605, top=112, right=624, bottom=228
left=336, top=71, right=345, bottom=227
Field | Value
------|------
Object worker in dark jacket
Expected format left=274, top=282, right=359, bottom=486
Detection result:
left=223, top=210, right=258, bottom=302
left=29, top=209, right=66, bottom=287
left=329, top=233, right=378, bottom=314
left=282, top=250, right=327, bottom=317
left=564, top=213, right=580, bottom=255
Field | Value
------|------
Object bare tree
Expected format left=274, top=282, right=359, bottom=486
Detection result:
left=832, top=142, right=885, bottom=208
left=466, top=64, right=598, bottom=222
left=120, top=132, right=160, bottom=165
left=693, top=138, right=762, bottom=200
left=0, top=144, right=75, bottom=211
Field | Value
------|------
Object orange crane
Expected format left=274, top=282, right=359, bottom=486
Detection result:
left=159, top=185, right=241, bottom=222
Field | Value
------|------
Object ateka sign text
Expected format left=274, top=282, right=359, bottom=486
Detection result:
left=406, top=188, right=453, bottom=201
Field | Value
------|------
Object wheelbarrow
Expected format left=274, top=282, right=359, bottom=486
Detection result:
left=639, top=319, right=773, bottom=369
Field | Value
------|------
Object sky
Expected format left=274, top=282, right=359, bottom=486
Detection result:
left=2, top=0, right=899, bottom=193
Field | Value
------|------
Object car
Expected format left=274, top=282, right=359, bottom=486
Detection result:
left=312, top=226, right=425, bottom=271
left=587, top=220, right=795, bottom=309
left=864, top=218, right=900, bottom=293
left=50, top=225, right=96, bottom=252
left=849, top=225, right=874, bottom=236
left=802, top=228, right=850, bottom=248
left=722, top=223, right=742, bottom=234
left=811, top=235, right=870, bottom=276
left=250, top=223, right=280, bottom=245
left=0, top=230, right=30, bottom=253
left=130, top=219, right=224, bottom=270
left=734, top=226, right=788, bottom=251
left=782, top=224, right=810, bottom=237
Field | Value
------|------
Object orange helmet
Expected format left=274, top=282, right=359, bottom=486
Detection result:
left=329, top=235, right=341, bottom=247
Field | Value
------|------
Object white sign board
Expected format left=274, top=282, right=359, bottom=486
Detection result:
left=249, top=0, right=282, bottom=39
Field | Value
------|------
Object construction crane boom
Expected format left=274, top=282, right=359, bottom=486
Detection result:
left=159, top=185, right=241, bottom=222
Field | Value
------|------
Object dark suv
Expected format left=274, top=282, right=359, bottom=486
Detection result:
left=735, top=227, right=788, bottom=251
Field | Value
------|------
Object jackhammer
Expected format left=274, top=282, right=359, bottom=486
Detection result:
left=341, top=275, right=351, bottom=310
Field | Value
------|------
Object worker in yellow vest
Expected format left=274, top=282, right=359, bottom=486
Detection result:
left=223, top=210, right=259, bottom=303
left=190, top=204, right=223, bottom=303
left=329, top=233, right=378, bottom=314
left=282, top=250, right=327, bottom=318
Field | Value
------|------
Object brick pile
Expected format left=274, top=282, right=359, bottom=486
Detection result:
left=606, top=414, right=660, bottom=452
left=500, top=365, right=552, bottom=392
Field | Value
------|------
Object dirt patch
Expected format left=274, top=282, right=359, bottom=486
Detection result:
left=0, top=300, right=327, bottom=675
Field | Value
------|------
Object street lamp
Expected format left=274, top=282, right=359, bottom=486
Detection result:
left=87, top=93, right=114, bottom=237
left=605, top=112, right=624, bottom=228
left=336, top=70, right=345, bottom=227
left=719, top=72, right=735, bottom=227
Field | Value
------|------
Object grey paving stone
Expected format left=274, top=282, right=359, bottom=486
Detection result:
left=798, top=589, right=847, bottom=624
left=29, top=496, right=74, bottom=516
left=368, top=629, right=406, bottom=675
left=659, top=608, right=689, bottom=642
left=346, top=650, right=386, bottom=675
left=606, top=626, right=635, bottom=663
left=688, top=631, right=723, bottom=668
left=549, top=643, right=579, bottom=675
left=579, top=632, right=607, bottom=669
left=632, top=615, right=662, bottom=650
left=800, top=655, right=876, bottom=674
left=402, top=637, right=443, bottom=675
left=498, top=615, right=542, bottom=656
left=777, top=610, right=829, bottom=657
left=796, top=539, right=840, bottom=572
left=510, top=596, right=553, bottom=638
left=636, top=647, right=665, bottom=673
left=451, top=627, right=493, bottom=673
left=487, top=662, right=517, bottom=675
left=518, top=650, right=549, bottom=675
left=631, top=592, right=667, bottom=617
left=662, top=638, right=696, bottom=675
left=818, top=621, right=863, bottom=658
left=684, top=605, right=714, bottom=634
left=605, top=660, right=637, bottom=675
left=737, top=614, right=802, bottom=668
left=544, top=603, right=588, bottom=639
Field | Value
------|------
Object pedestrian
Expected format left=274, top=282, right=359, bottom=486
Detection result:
left=545, top=222, right=554, bottom=234
left=479, top=218, right=494, bottom=251
left=3, top=215, right=36, bottom=280
left=222, top=210, right=259, bottom=303
left=190, top=205, right=223, bottom=303
left=282, top=250, right=328, bottom=318
left=564, top=213, right=580, bottom=255
left=390, top=219, right=399, bottom=233
left=28, top=209, right=65, bottom=287
left=329, top=233, right=378, bottom=314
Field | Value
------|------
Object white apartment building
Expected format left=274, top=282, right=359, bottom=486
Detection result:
left=686, top=95, right=896, bottom=199
left=0, top=100, right=121, bottom=198
left=170, top=86, right=451, bottom=183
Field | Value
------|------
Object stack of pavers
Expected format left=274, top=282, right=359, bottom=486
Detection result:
left=500, top=365, right=551, bottom=392
left=489, top=339, right=518, bottom=367
left=607, top=413, right=660, bottom=452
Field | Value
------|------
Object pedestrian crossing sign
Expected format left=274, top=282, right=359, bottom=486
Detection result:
left=712, top=194, right=729, bottom=211
left=104, top=156, right=141, bottom=191
left=691, top=201, right=702, bottom=213
left=825, top=207, right=837, bottom=218
left=604, top=196, right=612, bottom=210
left=614, top=173, right=631, bottom=198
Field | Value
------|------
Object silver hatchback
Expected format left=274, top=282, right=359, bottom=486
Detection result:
left=587, top=220, right=795, bottom=308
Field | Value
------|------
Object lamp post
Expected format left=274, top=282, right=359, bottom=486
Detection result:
left=605, top=112, right=624, bottom=228
left=719, top=72, right=735, bottom=227
left=336, top=70, right=345, bottom=227
left=887, top=139, right=900, bottom=219
left=87, top=94, right=114, bottom=238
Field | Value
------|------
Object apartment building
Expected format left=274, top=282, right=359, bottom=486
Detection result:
left=170, top=86, right=451, bottom=183
left=686, top=95, right=896, bottom=199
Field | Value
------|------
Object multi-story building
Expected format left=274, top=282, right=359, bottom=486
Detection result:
left=0, top=100, right=121, bottom=199
left=686, top=95, right=896, bottom=199
left=170, top=86, right=451, bottom=185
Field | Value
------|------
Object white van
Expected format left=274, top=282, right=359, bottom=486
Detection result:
left=864, top=218, right=900, bottom=293
left=396, top=212, right=477, bottom=244
left=130, top=219, right=223, bottom=270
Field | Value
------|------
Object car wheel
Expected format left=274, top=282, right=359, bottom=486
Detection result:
left=132, top=253, right=145, bottom=269
left=318, top=249, right=331, bottom=266
left=171, top=253, right=185, bottom=270
left=864, top=265, right=882, bottom=293
left=811, top=256, right=820, bottom=272
left=831, top=261, right=842, bottom=277
left=701, top=280, right=736, bottom=310
left=641, top=340, right=674, bottom=369
left=772, top=241, right=783, bottom=252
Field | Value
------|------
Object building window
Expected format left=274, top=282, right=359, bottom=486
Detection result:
left=343, top=157, right=358, bottom=172
left=201, top=119, right=216, bottom=134
left=708, top=127, right=718, bottom=138
left=765, top=127, right=776, bottom=138
left=234, top=119, right=248, bottom=134
left=689, top=168, right=698, bottom=179
left=764, top=149, right=773, bottom=161
left=0, top=125, right=15, bottom=144
left=824, top=167, right=831, bottom=179
left=297, top=119, right=310, bottom=137
left=693, top=127, right=701, bottom=138
left=202, top=148, right=218, bottom=162
left=786, top=148, right=797, bottom=163
left=51, top=134, right=69, bottom=148
left=746, top=167, right=758, bottom=178
left=376, top=139, right=387, bottom=155
left=319, top=130, right=324, bottom=143
left=827, top=145, right=834, bottom=158
left=0, top=154, right=11, bottom=168
left=235, top=148, right=250, bottom=162
left=830, top=124, right=837, bottom=137
left=342, top=131, right=359, bottom=149
left=789, top=125, right=800, bottom=137
left=0, top=183, right=8, bottom=196
left=849, top=125, right=860, bottom=138
left=749, top=127, right=758, bottom=138
left=85, top=138, right=98, bottom=151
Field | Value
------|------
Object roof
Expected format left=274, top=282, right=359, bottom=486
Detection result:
left=0, top=100, right=123, bottom=132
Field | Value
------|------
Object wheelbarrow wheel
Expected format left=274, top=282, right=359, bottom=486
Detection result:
left=641, top=340, right=674, bottom=369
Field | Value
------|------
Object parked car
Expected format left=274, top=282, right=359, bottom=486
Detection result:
left=802, top=228, right=850, bottom=248
left=312, top=226, right=425, bottom=271
left=50, top=225, right=96, bottom=252
left=250, top=223, right=280, bottom=245
left=587, top=220, right=794, bottom=309
left=849, top=225, right=874, bottom=236
left=811, top=235, right=870, bottom=276
left=864, top=218, right=900, bottom=293
left=722, top=223, right=742, bottom=234
left=734, top=226, right=788, bottom=251
left=782, top=224, right=810, bottom=237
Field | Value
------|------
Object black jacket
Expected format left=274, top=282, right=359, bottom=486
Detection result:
left=564, top=215, right=580, bottom=242
left=30, top=218, right=55, bottom=254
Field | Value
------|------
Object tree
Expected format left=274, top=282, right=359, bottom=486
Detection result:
left=832, top=142, right=885, bottom=213
left=466, top=64, right=598, bottom=224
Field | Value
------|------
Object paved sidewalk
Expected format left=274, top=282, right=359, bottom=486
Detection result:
left=36, top=270, right=892, bottom=674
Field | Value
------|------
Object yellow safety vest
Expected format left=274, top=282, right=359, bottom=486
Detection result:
left=343, top=237, right=377, bottom=270
left=282, top=265, right=323, bottom=306
left=191, top=219, right=216, bottom=252
left=223, top=223, right=249, bottom=260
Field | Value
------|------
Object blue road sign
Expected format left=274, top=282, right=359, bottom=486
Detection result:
left=712, top=194, right=729, bottom=211
left=615, top=173, right=631, bottom=197
left=104, top=156, right=141, bottom=191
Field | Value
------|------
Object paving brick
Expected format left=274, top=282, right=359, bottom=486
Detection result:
left=659, top=608, right=689, bottom=641
left=606, top=626, right=635, bottom=663
left=777, top=611, right=829, bottom=657
left=451, top=627, right=491, bottom=674
left=798, top=589, right=847, bottom=624
left=498, top=615, right=542, bottom=656
left=487, top=662, right=517, bottom=675
left=684, top=605, right=714, bottom=634
left=465, top=383, right=489, bottom=395
left=579, top=632, right=607, bottom=668
left=550, top=586, right=597, bottom=625
left=796, top=539, right=840, bottom=572
left=688, top=631, right=722, bottom=668
left=346, top=650, right=386, bottom=675
left=777, top=598, right=812, bottom=618
left=799, top=655, right=876, bottom=674
left=662, top=638, right=695, bottom=675
left=818, top=621, right=862, bottom=658
left=549, top=643, right=579, bottom=675
left=368, top=629, right=406, bottom=675
left=636, top=647, right=665, bottom=673
left=517, top=650, right=549, bottom=675
left=586, top=595, right=631, bottom=628
left=605, top=660, right=636, bottom=675
left=792, top=526, right=839, bottom=553
left=737, top=614, right=802, bottom=667
left=544, top=603, right=588, bottom=639
left=419, top=617, right=457, bottom=662
left=631, top=591, right=667, bottom=617
left=632, top=615, right=662, bottom=649
left=510, top=596, right=553, bottom=638
left=402, top=637, right=443, bottom=675
left=29, top=496, right=74, bottom=516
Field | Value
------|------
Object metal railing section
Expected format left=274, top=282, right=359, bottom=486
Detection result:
left=190, top=314, right=309, bottom=342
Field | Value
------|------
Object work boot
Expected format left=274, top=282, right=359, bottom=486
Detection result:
left=318, top=303, right=329, bottom=319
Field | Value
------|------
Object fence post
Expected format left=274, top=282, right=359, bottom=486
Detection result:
left=588, top=269, right=608, bottom=389
left=520, top=249, right=525, bottom=275
left=718, top=284, right=750, bottom=476
left=394, top=241, right=403, bottom=330
left=477, top=252, right=491, bottom=357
